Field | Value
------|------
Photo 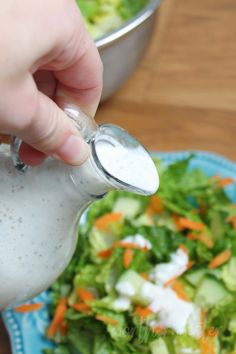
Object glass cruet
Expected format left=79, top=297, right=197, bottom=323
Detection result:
left=0, top=105, right=159, bottom=309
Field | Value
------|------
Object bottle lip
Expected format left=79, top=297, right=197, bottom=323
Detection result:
left=90, top=124, right=159, bottom=196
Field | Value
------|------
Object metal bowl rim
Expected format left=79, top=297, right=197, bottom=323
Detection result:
left=95, top=0, right=161, bottom=49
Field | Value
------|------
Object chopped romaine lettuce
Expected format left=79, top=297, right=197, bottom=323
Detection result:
left=45, top=156, right=236, bottom=354
left=222, top=257, right=236, bottom=291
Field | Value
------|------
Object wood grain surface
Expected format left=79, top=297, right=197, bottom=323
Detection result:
left=1, top=0, right=236, bottom=352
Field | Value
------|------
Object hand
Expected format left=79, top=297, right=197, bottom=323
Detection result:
left=0, top=0, right=103, bottom=165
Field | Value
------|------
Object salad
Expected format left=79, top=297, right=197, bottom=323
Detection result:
left=43, top=156, right=236, bottom=354
left=76, top=0, right=148, bottom=40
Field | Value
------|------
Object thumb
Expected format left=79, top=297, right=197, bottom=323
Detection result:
left=19, top=92, right=90, bottom=166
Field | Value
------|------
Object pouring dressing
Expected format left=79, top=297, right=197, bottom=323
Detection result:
left=0, top=107, right=159, bottom=309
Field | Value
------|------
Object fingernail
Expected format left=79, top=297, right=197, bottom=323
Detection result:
left=56, top=135, right=90, bottom=165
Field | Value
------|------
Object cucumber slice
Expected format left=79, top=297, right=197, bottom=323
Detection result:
left=185, top=268, right=222, bottom=287
left=185, top=269, right=207, bottom=287
left=113, top=197, right=141, bottom=218
left=150, top=338, right=169, bottom=354
left=195, top=276, right=229, bottom=308
left=222, top=257, right=236, bottom=291
left=133, top=213, right=153, bottom=227
left=115, top=270, right=149, bottom=306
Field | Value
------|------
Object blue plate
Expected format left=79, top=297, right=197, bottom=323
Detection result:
left=3, top=151, right=236, bottom=354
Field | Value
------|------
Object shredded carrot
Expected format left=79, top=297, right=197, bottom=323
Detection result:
left=208, top=249, right=232, bottom=269
left=201, top=336, right=215, bottom=354
left=47, top=323, right=57, bottom=338
left=177, top=217, right=205, bottom=231
left=146, top=205, right=154, bottom=216
left=97, top=248, right=113, bottom=258
left=94, top=212, right=123, bottom=231
left=113, top=241, right=148, bottom=252
left=152, top=326, right=166, bottom=334
left=15, top=303, right=43, bottom=313
left=134, top=306, right=153, bottom=319
left=123, top=248, right=134, bottom=269
left=187, top=233, right=198, bottom=241
left=200, top=308, right=208, bottom=353
left=59, top=320, right=68, bottom=335
left=98, top=241, right=148, bottom=259
left=96, top=315, right=118, bottom=325
left=179, top=243, right=188, bottom=254
left=171, top=279, right=189, bottom=301
left=205, top=328, right=218, bottom=337
left=218, top=177, right=235, bottom=187
left=212, top=175, right=235, bottom=187
left=173, top=214, right=185, bottom=231
left=227, top=215, right=236, bottom=230
left=195, top=233, right=214, bottom=248
left=77, top=288, right=95, bottom=303
left=72, top=303, right=91, bottom=313
left=201, top=309, right=206, bottom=334
left=187, top=260, right=195, bottom=270
left=201, top=337, right=209, bottom=354
left=208, top=337, right=215, bottom=354
left=47, top=298, right=67, bottom=338
left=147, top=195, right=164, bottom=215
left=140, top=272, right=149, bottom=280
left=201, top=308, right=215, bottom=354
left=187, top=233, right=214, bottom=249
left=164, top=276, right=178, bottom=287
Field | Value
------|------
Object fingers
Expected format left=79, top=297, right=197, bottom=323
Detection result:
left=55, top=34, right=103, bottom=118
left=0, top=0, right=103, bottom=166
left=26, top=2, right=103, bottom=162
left=19, top=143, right=47, bottom=166
left=34, top=71, right=56, bottom=99
left=38, top=1, right=103, bottom=117
left=18, top=91, right=90, bottom=166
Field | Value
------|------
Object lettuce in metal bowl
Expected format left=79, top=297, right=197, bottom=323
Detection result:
left=77, top=0, right=148, bottom=39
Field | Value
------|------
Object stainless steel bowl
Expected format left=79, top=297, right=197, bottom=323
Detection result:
left=96, top=0, right=161, bottom=101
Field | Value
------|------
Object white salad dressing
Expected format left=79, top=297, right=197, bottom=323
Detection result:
left=95, top=139, right=159, bottom=194
left=122, top=234, right=152, bottom=250
left=150, top=249, right=189, bottom=285
left=115, top=281, right=136, bottom=297
left=187, top=306, right=202, bottom=338
left=115, top=250, right=201, bottom=337
left=0, top=132, right=159, bottom=309
left=113, top=297, right=131, bottom=311
left=141, top=282, right=195, bottom=335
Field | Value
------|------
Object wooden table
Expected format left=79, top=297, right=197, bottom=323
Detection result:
left=1, top=0, right=236, bottom=352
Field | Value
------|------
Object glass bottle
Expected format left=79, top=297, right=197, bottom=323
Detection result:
left=0, top=106, right=159, bottom=309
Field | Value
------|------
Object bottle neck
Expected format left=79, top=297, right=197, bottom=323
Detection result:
left=70, top=156, right=113, bottom=199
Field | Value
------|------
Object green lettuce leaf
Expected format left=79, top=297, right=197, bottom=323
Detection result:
left=222, top=257, right=236, bottom=291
